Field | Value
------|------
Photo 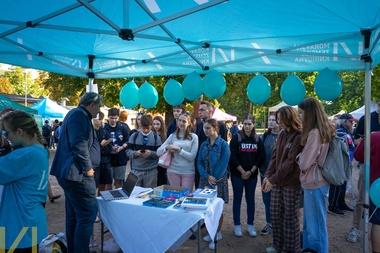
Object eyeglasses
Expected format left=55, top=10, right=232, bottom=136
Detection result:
left=2, top=129, right=14, bottom=138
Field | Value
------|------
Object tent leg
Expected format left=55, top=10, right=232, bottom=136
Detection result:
left=362, top=62, right=371, bottom=253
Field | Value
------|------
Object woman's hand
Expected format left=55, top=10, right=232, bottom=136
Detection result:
left=167, top=145, right=181, bottom=153
left=207, top=175, right=217, bottom=186
left=241, top=171, right=251, bottom=180
left=262, top=178, right=273, bottom=192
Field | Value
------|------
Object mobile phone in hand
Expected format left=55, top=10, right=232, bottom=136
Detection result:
left=140, top=150, right=146, bottom=153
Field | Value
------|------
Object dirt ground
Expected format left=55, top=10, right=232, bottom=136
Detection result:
left=46, top=149, right=371, bottom=252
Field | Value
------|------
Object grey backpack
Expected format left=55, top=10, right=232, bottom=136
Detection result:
left=317, top=136, right=352, bottom=185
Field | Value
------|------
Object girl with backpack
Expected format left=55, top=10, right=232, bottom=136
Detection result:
left=297, top=97, right=336, bottom=253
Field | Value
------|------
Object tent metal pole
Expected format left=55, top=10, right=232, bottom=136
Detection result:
left=88, top=78, right=94, bottom=92
left=362, top=62, right=371, bottom=253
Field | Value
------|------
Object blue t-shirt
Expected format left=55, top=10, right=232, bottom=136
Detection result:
left=0, top=144, right=49, bottom=249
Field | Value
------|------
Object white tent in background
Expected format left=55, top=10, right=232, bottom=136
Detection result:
left=268, top=101, right=297, bottom=113
left=349, top=101, right=378, bottom=119
left=328, top=110, right=346, bottom=120
left=212, top=108, right=237, bottom=121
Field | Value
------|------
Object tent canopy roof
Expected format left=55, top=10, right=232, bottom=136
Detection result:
left=349, top=101, right=379, bottom=119
left=30, top=97, right=70, bottom=119
left=0, top=94, right=37, bottom=114
left=1, top=0, right=380, bottom=78
left=212, top=108, right=237, bottom=121
left=269, top=101, right=297, bottom=112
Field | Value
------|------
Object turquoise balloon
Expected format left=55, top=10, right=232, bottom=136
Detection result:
left=203, top=70, right=226, bottom=99
left=280, top=74, right=306, bottom=106
left=314, top=68, right=342, bottom=101
left=119, top=81, right=139, bottom=108
left=370, top=178, right=380, bottom=208
left=182, top=71, right=203, bottom=101
left=247, top=74, right=271, bottom=104
left=164, top=79, right=185, bottom=106
left=138, top=81, right=158, bottom=109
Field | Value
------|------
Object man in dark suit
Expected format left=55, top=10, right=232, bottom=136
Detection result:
left=194, top=100, right=227, bottom=188
left=50, top=92, right=102, bottom=253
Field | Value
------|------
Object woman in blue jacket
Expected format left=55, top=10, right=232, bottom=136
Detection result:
left=0, top=110, right=49, bottom=251
left=197, top=118, right=230, bottom=250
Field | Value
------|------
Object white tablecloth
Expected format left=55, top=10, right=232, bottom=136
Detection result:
left=97, top=187, right=224, bottom=253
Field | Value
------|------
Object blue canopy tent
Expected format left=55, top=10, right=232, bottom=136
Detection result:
left=0, top=1, right=379, bottom=251
left=30, top=97, right=70, bottom=119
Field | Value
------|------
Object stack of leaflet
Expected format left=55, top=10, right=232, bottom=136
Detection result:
left=181, top=197, right=210, bottom=210
left=192, top=188, right=217, bottom=200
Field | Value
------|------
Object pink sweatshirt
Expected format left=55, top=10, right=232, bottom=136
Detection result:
left=297, top=129, right=329, bottom=189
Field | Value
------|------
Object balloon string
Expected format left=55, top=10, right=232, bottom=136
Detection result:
left=369, top=207, right=378, bottom=221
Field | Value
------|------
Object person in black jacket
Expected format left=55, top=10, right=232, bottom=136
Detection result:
left=229, top=114, right=266, bottom=238
left=166, top=103, right=186, bottom=138
left=104, top=108, right=130, bottom=189
left=93, top=111, right=113, bottom=195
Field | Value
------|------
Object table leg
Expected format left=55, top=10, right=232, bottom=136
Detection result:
left=214, top=233, right=217, bottom=253
left=198, top=221, right=201, bottom=253
left=101, top=221, right=104, bottom=253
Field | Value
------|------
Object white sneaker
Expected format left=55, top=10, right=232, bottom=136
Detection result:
left=203, top=232, right=222, bottom=242
left=247, top=225, right=257, bottom=237
left=209, top=241, right=215, bottom=250
left=266, top=246, right=279, bottom=253
left=346, top=227, right=359, bottom=243
left=234, top=225, right=242, bottom=237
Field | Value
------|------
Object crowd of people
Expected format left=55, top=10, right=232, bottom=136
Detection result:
left=1, top=92, right=379, bottom=253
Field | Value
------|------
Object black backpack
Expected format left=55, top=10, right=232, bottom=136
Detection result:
left=42, top=125, right=52, bottom=137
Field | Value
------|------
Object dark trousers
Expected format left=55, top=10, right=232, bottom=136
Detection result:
left=260, top=175, right=272, bottom=224
left=328, top=182, right=347, bottom=208
left=231, top=174, right=258, bottom=225
left=157, top=166, right=167, bottom=186
left=44, top=137, right=51, bottom=148
left=58, top=176, right=98, bottom=253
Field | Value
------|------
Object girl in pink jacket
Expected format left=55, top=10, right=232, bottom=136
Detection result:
left=297, top=97, right=336, bottom=253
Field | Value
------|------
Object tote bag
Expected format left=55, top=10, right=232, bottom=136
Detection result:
left=158, top=151, right=172, bottom=168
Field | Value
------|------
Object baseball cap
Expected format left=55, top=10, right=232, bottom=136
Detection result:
left=340, top=113, right=355, bottom=121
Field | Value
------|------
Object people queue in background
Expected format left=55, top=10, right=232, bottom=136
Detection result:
left=1, top=96, right=379, bottom=252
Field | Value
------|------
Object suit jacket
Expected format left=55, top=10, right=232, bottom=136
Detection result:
left=50, top=106, right=94, bottom=181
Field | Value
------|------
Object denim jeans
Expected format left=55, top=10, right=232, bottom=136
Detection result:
left=260, top=175, right=271, bottom=224
left=58, top=176, right=98, bottom=253
left=303, top=184, right=329, bottom=253
left=231, top=174, right=257, bottom=225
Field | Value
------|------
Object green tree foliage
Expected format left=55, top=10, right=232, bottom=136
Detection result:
left=0, top=77, right=14, bottom=93
left=1, top=66, right=48, bottom=98
left=371, top=65, right=380, bottom=100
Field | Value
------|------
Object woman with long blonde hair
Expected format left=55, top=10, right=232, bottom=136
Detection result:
left=297, top=97, right=335, bottom=253
left=157, top=113, right=198, bottom=190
